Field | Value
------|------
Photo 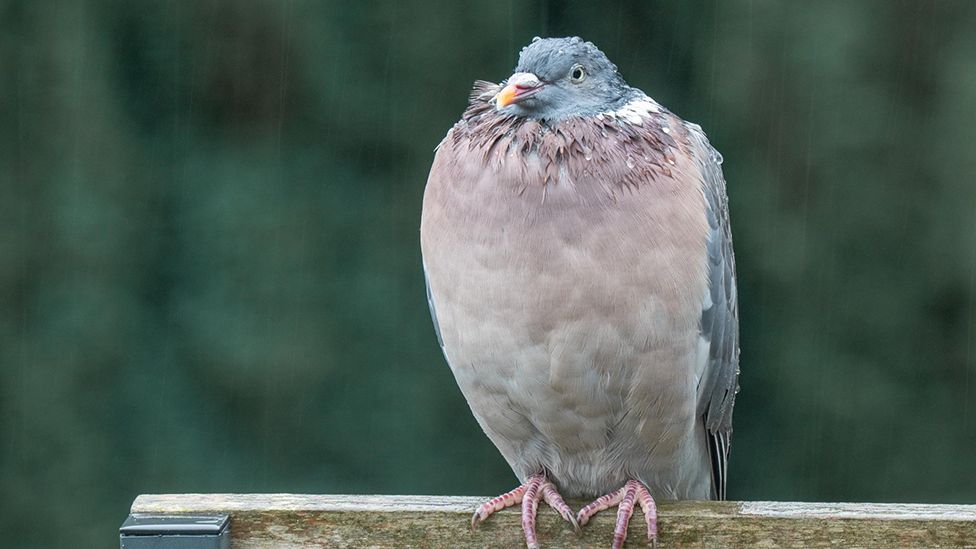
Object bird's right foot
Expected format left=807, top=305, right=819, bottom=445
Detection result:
left=577, top=479, right=658, bottom=549
left=471, top=472, right=579, bottom=549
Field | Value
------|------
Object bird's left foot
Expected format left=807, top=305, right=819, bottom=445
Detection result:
left=471, top=472, right=579, bottom=549
left=577, top=479, right=657, bottom=549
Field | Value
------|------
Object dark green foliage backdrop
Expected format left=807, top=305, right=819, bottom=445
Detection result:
left=2, top=1, right=975, bottom=546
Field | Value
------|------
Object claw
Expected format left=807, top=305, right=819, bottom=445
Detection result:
left=634, top=482, right=658, bottom=543
left=542, top=481, right=581, bottom=534
left=577, top=479, right=658, bottom=549
left=471, top=483, right=527, bottom=531
left=470, top=472, right=578, bottom=548
left=521, top=475, right=544, bottom=548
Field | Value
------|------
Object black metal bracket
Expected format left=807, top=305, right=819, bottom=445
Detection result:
left=119, top=514, right=230, bottom=548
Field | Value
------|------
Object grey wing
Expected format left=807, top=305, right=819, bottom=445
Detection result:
left=689, top=125, right=740, bottom=501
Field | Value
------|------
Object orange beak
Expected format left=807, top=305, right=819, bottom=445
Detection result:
left=495, top=84, right=520, bottom=108
left=495, top=73, right=544, bottom=109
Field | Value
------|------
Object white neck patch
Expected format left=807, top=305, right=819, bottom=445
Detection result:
left=599, top=95, right=661, bottom=126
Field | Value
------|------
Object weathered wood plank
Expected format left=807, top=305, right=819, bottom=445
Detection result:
left=130, top=494, right=976, bottom=548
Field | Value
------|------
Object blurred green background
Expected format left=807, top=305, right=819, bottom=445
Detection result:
left=2, top=0, right=975, bottom=546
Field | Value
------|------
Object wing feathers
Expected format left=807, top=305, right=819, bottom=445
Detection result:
left=688, top=124, right=740, bottom=501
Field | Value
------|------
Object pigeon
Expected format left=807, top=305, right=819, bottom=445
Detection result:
left=420, top=36, right=739, bottom=549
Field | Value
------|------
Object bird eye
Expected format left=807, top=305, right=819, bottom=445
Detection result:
left=570, top=65, right=586, bottom=83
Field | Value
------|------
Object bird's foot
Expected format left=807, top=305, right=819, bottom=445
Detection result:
left=471, top=472, right=579, bottom=549
left=577, top=479, right=657, bottom=549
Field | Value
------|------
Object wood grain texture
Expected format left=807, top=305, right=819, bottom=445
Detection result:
left=130, top=494, right=976, bottom=548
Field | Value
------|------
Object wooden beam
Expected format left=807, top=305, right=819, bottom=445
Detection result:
left=129, top=494, right=976, bottom=548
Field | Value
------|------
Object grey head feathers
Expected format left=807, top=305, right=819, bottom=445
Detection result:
left=499, top=37, right=639, bottom=121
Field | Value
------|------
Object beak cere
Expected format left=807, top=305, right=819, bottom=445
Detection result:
left=496, top=72, right=544, bottom=109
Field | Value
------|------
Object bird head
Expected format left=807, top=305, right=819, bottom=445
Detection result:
left=495, top=37, right=634, bottom=120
